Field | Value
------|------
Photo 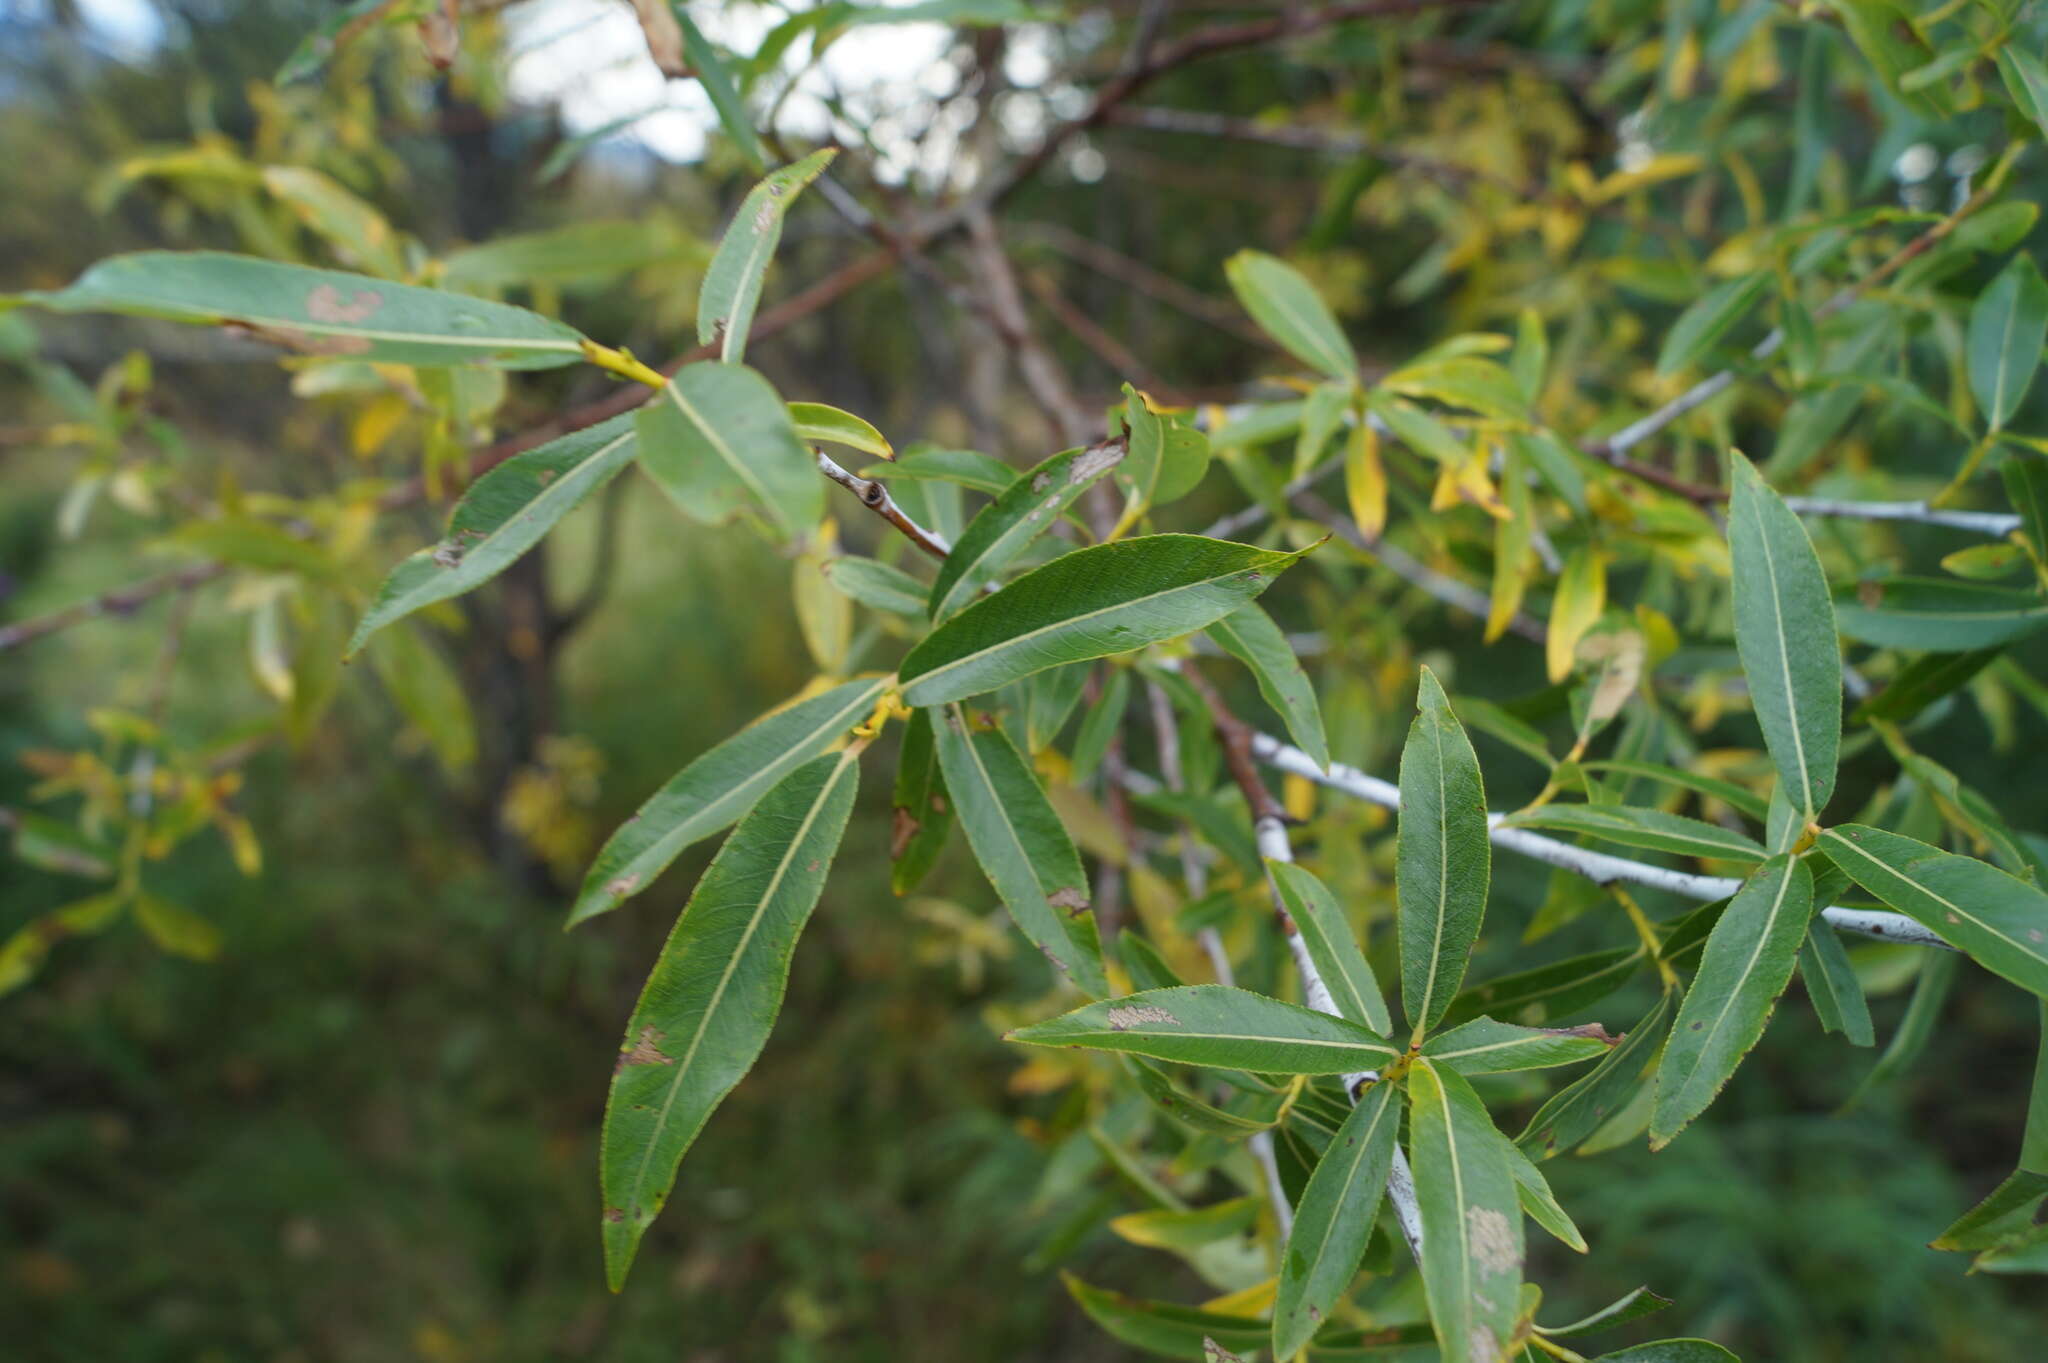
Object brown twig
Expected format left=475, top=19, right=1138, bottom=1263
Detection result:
left=1022, top=269, right=1186, bottom=404
left=814, top=451, right=954, bottom=561
left=1179, top=661, right=1285, bottom=824
left=1014, top=221, right=1273, bottom=348
left=0, top=562, right=227, bottom=654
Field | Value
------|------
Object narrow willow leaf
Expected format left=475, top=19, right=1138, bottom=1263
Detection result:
left=1536, top=1287, right=1673, bottom=1339
left=1576, top=760, right=1769, bottom=821
left=1845, top=951, right=1959, bottom=1111
left=1294, top=382, right=1350, bottom=479
left=823, top=555, right=926, bottom=617
left=1272, top=1081, right=1400, bottom=1360
left=367, top=623, right=475, bottom=775
left=1932, top=1169, right=2048, bottom=1251
left=1852, top=649, right=2003, bottom=724
left=1127, top=1058, right=1284, bottom=1137
left=18, top=252, right=585, bottom=367
left=1519, top=990, right=1674, bottom=1158
left=865, top=446, right=1016, bottom=495
left=1063, top=1275, right=1269, bottom=1359
left=570, top=677, right=885, bottom=925
left=1651, top=856, right=1811, bottom=1148
left=789, top=400, right=891, bottom=458
left=1207, top=603, right=1330, bottom=771
left=1819, top=824, right=2048, bottom=996
left=1269, top=861, right=1390, bottom=1032
left=1836, top=578, right=2048, bottom=650
left=165, top=517, right=339, bottom=581
left=1407, top=1060, right=1523, bottom=1363
left=600, top=749, right=859, bottom=1290
left=1505, top=804, right=1765, bottom=863
left=698, top=150, right=834, bottom=361
left=1119, top=931, right=1186, bottom=992
left=1383, top=356, right=1529, bottom=420
left=1224, top=251, right=1356, bottom=382
left=1799, top=918, right=1874, bottom=1046
left=889, top=707, right=951, bottom=896
left=8, top=810, right=115, bottom=879
left=1398, top=667, right=1492, bottom=1032
left=1656, top=271, right=1770, bottom=376
left=1421, top=1017, right=1616, bottom=1075
left=2027, top=999, right=2048, bottom=1174
left=1488, top=446, right=1535, bottom=644
left=1998, top=46, right=2048, bottom=142
left=637, top=361, right=821, bottom=541
left=349, top=415, right=636, bottom=655
left=1967, top=254, right=2048, bottom=431
left=1547, top=545, right=1606, bottom=683
left=261, top=166, right=406, bottom=278
left=275, top=0, right=392, bottom=83
left=1070, top=666, right=1129, bottom=783
left=1444, top=947, right=1642, bottom=1029
left=1345, top=417, right=1388, bottom=541
left=899, top=535, right=1306, bottom=707
left=1026, top=662, right=1092, bottom=752
left=928, top=438, right=1126, bottom=620
left=1727, top=452, right=1841, bottom=821
left=1512, top=308, right=1548, bottom=406
left=1367, top=389, right=1468, bottom=466
left=933, top=707, right=1107, bottom=996
left=2005, top=453, right=2048, bottom=560
left=673, top=4, right=769, bottom=168
left=1587, top=1342, right=1737, bottom=1363
left=1008, top=985, right=1398, bottom=1073
left=1135, top=788, right=1261, bottom=876
left=1503, top=1138, right=1585, bottom=1253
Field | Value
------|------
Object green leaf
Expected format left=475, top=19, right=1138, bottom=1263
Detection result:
left=261, top=166, right=406, bottom=278
left=349, top=414, right=637, bottom=655
left=1444, top=947, right=1642, bottom=1030
left=366, top=623, right=475, bottom=775
left=698, top=150, right=835, bottom=362
left=1998, top=46, right=2048, bottom=142
left=2027, top=998, right=2048, bottom=1175
left=164, top=518, right=338, bottom=582
left=1819, top=824, right=2048, bottom=997
left=1070, top=666, right=1130, bottom=783
left=1269, top=860, right=1390, bottom=1033
left=932, top=707, right=1107, bottom=996
left=1537, top=1287, right=1673, bottom=1339
left=1932, top=1169, right=2048, bottom=1251
left=1398, top=667, right=1492, bottom=1033
left=1967, top=253, right=2048, bottom=432
left=789, top=400, right=891, bottom=458
left=671, top=4, right=770, bottom=169
left=1026, top=662, right=1092, bottom=752
left=1851, top=648, right=2004, bottom=725
left=1008, top=985, right=1398, bottom=1073
left=1127, top=1058, right=1284, bottom=1137
left=1727, top=451, right=1841, bottom=823
left=1224, top=250, right=1357, bottom=382
left=1577, top=760, right=1769, bottom=821
left=135, top=893, right=222, bottom=961
left=1117, top=385, right=1210, bottom=520
left=866, top=446, right=1019, bottom=495
left=822, top=555, right=926, bottom=617
left=600, top=748, right=859, bottom=1290
left=1206, top=603, right=1329, bottom=772
left=928, top=438, right=1127, bottom=620
left=2006, top=451, right=2048, bottom=568
left=1382, top=356, right=1529, bottom=421
left=1799, top=918, right=1874, bottom=1047
left=441, top=220, right=693, bottom=288
left=8, top=810, right=116, bottom=879
left=1062, top=1275, right=1269, bottom=1359
left=1504, top=1137, right=1585, bottom=1252
left=1420, top=1017, right=1616, bottom=1075
left=1292, top=382, right=1350, bottom=479
left=17, top=252, right=586, bottom=368
left=1587, top=1343, right=1737, bottom=1363
left=1366, top=389, right=1469, bottom=467
left=275, top=0, right=401, bottom=84
left=1656, top=272, right=1770, bottom=377
left=889, top=707, right=951, bottom=896
left=570, top=677, right=886, bottom=926
left=1272, top=1081, right=1400, bottom=1360
left=1518, top=990, right=1675, bottom=1159
left=1209, top=400, right=1304, bottom=450
left=898, top=535, right=1306, bottom=707
left=1836, top=578, right=2048, bottom=650
left=1406, top=1059, right=1523, bottom=1363
left=1504, top=805, right=1765, bottom=864
left=636, top=361, right=822, bottom=542
left=1651, top=855, right=1812, bottom=1148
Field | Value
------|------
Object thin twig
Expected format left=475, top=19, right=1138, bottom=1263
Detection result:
left=815, top=451, right=954, bottom=559
left=1014, top=221, right=1274, bottom=348
left=1294, top=490, right=1548, bottom=642
left=0, top=561, right=227, bottom=653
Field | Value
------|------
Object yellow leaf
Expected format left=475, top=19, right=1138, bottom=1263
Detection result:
left=1344, top=419, right=1386, bottom=541
left=1283, top=773, right=1316, bottom=822
left=1588, top=153, right=1704, bottom=204
left=350, top=392, right=409, bottom=459
left=793, top=521, right=850, bottom=676
left=1201, top=1277, right=1278, bottom=1317
left=1546, top=546, right=1607, bottom=682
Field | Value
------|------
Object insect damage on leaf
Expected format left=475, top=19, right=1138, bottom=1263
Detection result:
left=617, top=1025, right=672, bottom=1071
left=1105, top=1005, right=1178, bottom=1030
left=305, top=283, right=382, bottom=322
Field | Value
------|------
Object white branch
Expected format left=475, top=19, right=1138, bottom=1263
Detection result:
left=1780, top=497, right=2019, bottom=537
left=1250, top=731, right=1953, bottom=953
left=1256, top=813, right=1426, bottom=1262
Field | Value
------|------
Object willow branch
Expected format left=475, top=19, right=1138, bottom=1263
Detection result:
left=0, top=561, right=227, bottom=653
left=1250, top=730, right=1953, bottom=951
left=815, top=451, right=953, bottom=559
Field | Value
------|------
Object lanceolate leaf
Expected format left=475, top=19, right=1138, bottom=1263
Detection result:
left=928, top=437, right=1127, bottom=619
left=889, top=707, right=951, bottom=896
left=1206, top=602, right=1330, bottom=771
left=1398, top=667, right=1492, bottom=1033
left=349, top=415, right=637, bottom=655
left=1444, top=946, right=1642, bottom=1029
left=823, top=555, right=926, bottom=616
left=1587, top=1341, right=1738, bottom=1363
left=1420, top=1017, right=1616, bottom=1075
left=1407, top=1059, right=1524, bottom=1363
left=1519, top=990, right=1675, bottom=1159
left=1008, top=985, right=1398, bottom=1073
left=18, top=252, right=586, bottom=367
left=1272, top=1081, right=1400, bottom=1360
left=1727, top=452, right=1841, bottom=823
left=1966, top=253, right=2048, bottom=431
left=1269, top=860, right=1390, bottom=1033
left=1062, top=1275, right=1269, bottom=1359
left=898, top=535, right=1306, bottom=707
left=637, top=361, right=821, bottom=541
left=1819, top=824, right=2048, bottom=996
left=1537, top=1287, right=1673, bottom=1339
left=698, top=150, right=835, bottom=362
left=1505, top=804, right=1766, bottom=864
left=1652, top=855, right=1812, bottom=1148
left=1851, top=648, right=2004, bottom=724
left=1799, top=917, right=1875, bottom=1046
left=1656, top=271, right=1770, bottom=377
left=1504, top=1137, right=1586, bottom=1252
left=1224, top=249, right=1357, bottom=382
left=569, top=677, right=886, bottom=926
left=1835, top=578, right=2048, bottom=650
left=932, top=707, right=1107, bottom=996
left=789, top=400, right=892, bottom=458
left=600, top=748, right=859, bottom=1290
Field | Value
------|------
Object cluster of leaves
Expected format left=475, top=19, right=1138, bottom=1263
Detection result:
left=9, top=2, right=2048, bottom=1360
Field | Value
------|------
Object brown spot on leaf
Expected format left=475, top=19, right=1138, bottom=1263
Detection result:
left=617, top=1025, right=673, bottom=1071
left=1048, top=886, right=1089, bottom=916
left=1858, top=580, right=1884, bottom=608
left=606, top=873, right=640, bottom=898
left=1106, top=1005, right=1177, bottom=1030
left=603, top=1207, right=627, bottom=1224
left=890, top=808, right=920, bottom=859
left=1466, top=1204, right=1517, bottom=1274
left=305, top=284, right=384, bottom=324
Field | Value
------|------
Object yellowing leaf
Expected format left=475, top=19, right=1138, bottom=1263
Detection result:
left=1547, top=546, right=1607, bottom=683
